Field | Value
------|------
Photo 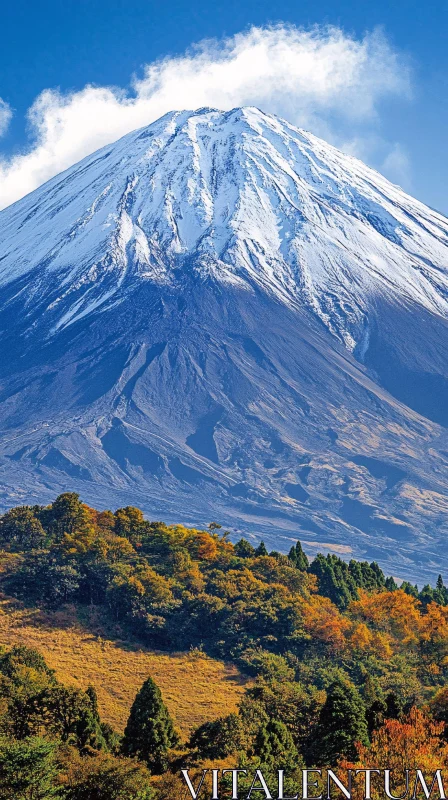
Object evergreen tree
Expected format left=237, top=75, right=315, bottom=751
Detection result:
left=435, top=575, right=447, bottom=605
left=189, top=713, right=244, bottom=758
left=255, top=541, right=268, bottom=557
left=44, top=684, right=108, bottom=751
left=348, top=560, right=385, bottom=592
left=0, top=736, right=61, bottom=799
left=363, top=675, right=387, bottom=737
left=348, top=560, right=363, bottom=587
left=309, top=554, right=355, bottom=609
left=121, top=677, right=179, bottom=773
left=75, top=685, right=109, bottom=752
left=370, top=561, right=386, bottom=588
left=310, top=677, right=368, bottom=763
left=234, top=539, right=256, bottom=558
left=288, top=541, right=309, bottom=571
left=385, top=575, right=398, bottom=591
left=401, top=581, right=419, bottom=598
left=254, top=719, right=300, bottom=771
left=419, top=584, right=437, bottom=609
left=385, top=692, right=402, bottom=720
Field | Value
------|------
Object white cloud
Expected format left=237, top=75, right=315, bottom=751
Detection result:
left=0, top=99, right=12, bottom=138
left=0, top=24, right=411, bottom=210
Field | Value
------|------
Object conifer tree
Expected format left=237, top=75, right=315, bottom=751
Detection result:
left=435, top=575, right=447, bottom=604
left=255, top=719, right=300, bottom=771
left=255, top=541, right=268, bottom=557
left=363, top=675, right=387, bottom=736
left=309, top=554, right=354, bottom=609
left=234, top=538, right=256, bottom=558
left=0, top=737, right=61, bottom=799
left=385, top=692, right=403, bottom=720
left=121, top=677, right=179, bottom=773
left=310, top=677, right=368, bottom=763
left=288, top=540, right=309, bottom=571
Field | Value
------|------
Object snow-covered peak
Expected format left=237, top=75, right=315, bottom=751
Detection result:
left=1, top=106, right=448, bottom=349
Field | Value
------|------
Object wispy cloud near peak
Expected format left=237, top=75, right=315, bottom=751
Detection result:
left=0, top=24, right=411, bottom=209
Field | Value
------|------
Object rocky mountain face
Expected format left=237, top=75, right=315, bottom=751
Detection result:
left=0, top=106, right=448, bottom=581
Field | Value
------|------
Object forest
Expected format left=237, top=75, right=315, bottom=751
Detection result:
left=0, top=492, right=448, bottom=798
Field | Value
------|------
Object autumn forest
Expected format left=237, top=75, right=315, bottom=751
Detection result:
left=0, top=493, right=448, bottom=799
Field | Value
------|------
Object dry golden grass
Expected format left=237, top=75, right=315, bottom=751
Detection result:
left=0, top=597, right=250, bottom=737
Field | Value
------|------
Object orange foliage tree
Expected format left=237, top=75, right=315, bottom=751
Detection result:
left=344, top=708, right=448, bottom=799
left=349, top=589, right=421, bottom=647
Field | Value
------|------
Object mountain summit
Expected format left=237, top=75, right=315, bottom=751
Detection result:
left=2, top=107, right=448, bottom=351
left=1, top=107, right=448, bottom=580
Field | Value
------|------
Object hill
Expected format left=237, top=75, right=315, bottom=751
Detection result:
left=0, top=598, right=249, bottom=736
left=1, top=492, right=448, bottom=701
left=1, top=494, right=448, bottom=798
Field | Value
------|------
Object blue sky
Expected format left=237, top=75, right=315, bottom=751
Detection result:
left=0, top=0, right=447, bottom=212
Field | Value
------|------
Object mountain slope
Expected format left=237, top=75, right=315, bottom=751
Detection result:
left=0, top=107, right=448, bottom=581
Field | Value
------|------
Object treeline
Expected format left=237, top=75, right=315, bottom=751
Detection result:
left=1, top=494, right=448, bottom=671
left=1, top=494, right=448, bottom=797
left=288, top=540, right=448, bottom=610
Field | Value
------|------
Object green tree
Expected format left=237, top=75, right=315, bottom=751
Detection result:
left=0, top=645, right=55, bottom=680
left=234, top=539, right=256, bottom=558
left=45, top=684, right=107, bottom=751
left=0, top=507, right=46, bottom=551
left=310, top=677, right=368, bottom=763
left=254, top=719, right=300, bottom=771
left=363, top=675, right=387, bottom=737
left=401, top=581, right=419, bottom=598
left=254, top=541, right=268, bottom=557
left=42, top=493, right=93, bottom=542
left=189, top=713, right=245, bottom=758
left=238, top=649, right=295, bottom=681
left=0, top=646, right=109, bottom=752
left=0, top=736, right=61, bottom=799
left=7, top=555, right=81, bottom=608
left=309, top=554, right=357, bottom=609
left=434, top=575, right=447, bottom=605
left=114, top=507, right=145, bottom=543
left=288, top=541, right=309, bottom=571
left=121, top=677, right=179, bottom=773
left=0, top=646, right=57, bottom=740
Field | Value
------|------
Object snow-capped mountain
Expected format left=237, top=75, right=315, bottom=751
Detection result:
left=2, top=107, right=448, bottom=351
left=0, top=107, right=448, bottom=581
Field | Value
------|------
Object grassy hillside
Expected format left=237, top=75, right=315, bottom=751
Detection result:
left=2, top=494, right=448, bottom=799
left=0, top=596, right=250, bottom=735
